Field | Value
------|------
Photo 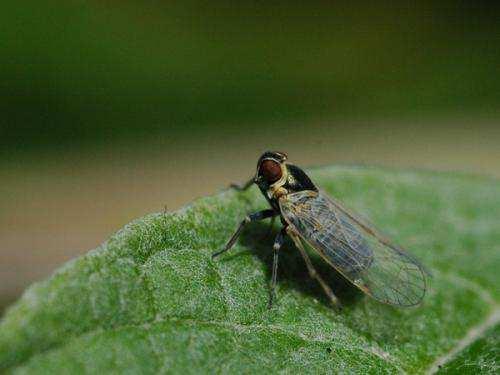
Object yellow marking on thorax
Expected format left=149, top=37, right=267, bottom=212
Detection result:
left=273, top=186, right=288, bottom=198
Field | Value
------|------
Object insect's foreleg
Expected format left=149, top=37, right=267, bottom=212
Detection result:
left=230, top=177, right=254, bottom=191
left=212, top=209, right=277, bottom=259
left=268, top=227, right=287, bottom=309
left=287, top=229, right=342, bottom=310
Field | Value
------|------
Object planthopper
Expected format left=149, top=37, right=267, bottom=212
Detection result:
left=212, top=151, right=427, bottom=310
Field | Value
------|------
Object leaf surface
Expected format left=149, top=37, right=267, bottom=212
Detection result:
left=1, top=167, right=499, bottom=373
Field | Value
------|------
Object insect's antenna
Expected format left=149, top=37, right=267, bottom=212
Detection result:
left=230, top=177, right=254, bottom=191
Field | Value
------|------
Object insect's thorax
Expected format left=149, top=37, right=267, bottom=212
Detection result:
left=258, top=164, right=318, bottom=210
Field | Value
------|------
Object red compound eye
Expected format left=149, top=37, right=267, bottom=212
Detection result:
left=259, top=160, right=282, bottom=183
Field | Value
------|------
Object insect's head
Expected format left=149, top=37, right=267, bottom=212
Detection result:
left=254, top=151, right=288, bottom=186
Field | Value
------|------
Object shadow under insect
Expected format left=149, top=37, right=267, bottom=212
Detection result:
left=232, top=220, right=364, bottom=308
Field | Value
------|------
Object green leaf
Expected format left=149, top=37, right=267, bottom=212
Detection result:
left=1, top=166, right=499, bottom=373
left=438, top=318, right=499, bottom=374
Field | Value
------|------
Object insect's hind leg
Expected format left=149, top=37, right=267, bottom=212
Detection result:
left=268, top=227, right=287, bottom=309
left=212, top=209, right=277, bottom=259
left=287, top=228, right=342, bottom=310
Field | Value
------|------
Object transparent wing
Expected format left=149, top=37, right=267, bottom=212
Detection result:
left=279, top=190, right=427, bottom=306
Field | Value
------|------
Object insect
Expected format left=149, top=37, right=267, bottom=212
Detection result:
left=212, top=151, right=427, bottom=309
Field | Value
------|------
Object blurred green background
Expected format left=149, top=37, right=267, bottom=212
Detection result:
left=1, top=1, right=499, bottom=313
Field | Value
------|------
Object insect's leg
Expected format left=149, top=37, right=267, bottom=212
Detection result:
left=287, top=228, right=342, bottom=309
left=268, top=227, right=287, bottom=309
left=212, top=209, right=277, bottom=259
left=263, top=215, right=276, bottom=240
left=230, top=177, right=255, bottom=191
